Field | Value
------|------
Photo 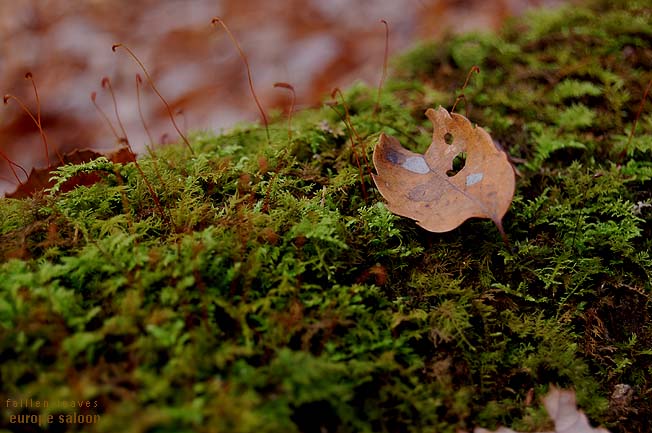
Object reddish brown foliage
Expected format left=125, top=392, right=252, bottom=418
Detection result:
left=5, top=147, right=134, bottom=198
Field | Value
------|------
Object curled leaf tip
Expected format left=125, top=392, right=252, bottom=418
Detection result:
left=111, top=43, right=122, bottom=52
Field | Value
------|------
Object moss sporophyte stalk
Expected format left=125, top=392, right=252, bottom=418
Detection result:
left=1, top=0, right=651, bottom=432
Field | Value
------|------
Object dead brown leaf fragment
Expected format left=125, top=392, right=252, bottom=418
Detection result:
left=5, top=147, right=135, bottom=198
left=372, top=106, right=515, bottom=239
left=474, top=387, right=611, bottom=433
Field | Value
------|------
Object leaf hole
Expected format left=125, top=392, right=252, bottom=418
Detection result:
left=446, top=152, right=466, bottom=177
left=444, top=132, right=454, bottom=145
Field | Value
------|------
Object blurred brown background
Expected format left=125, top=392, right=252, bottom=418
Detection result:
left=0, top=0, right=567, bottom=195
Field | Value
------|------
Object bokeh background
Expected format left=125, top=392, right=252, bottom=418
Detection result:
left=0, top=0, right=568, bottom=195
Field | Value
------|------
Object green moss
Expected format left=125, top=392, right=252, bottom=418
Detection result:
left=1, top=0, right=652, bottom=432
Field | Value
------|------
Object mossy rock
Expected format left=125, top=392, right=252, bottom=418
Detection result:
left=1, top=0, right=651, bottom=432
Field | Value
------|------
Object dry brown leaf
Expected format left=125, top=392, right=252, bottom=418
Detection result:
left=372, top=106, right=515, bottom=238
left=474, top=387, right=612, bottom=433
left=5, top=147, right=135, bottom=198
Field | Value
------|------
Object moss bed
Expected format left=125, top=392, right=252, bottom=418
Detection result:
left=1, top=0, right=651, bottom=432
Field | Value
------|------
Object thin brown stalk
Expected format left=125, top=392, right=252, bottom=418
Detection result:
left=102, top=77, right=130, bottom=144
left=176, top=109, right=188, bottom=134
left=0, top=149, right=28, bottom=184
left=451, top=94, right=468, bottom=117
left=92, top=87, right=168, bottom=225
left=262, top=83, right=296, bottom=213
left=112, top=43, right=195, bottom=155
left=623, top=77, right=652, bottom=161
left=451, top=65, right=480, bottom=116
left=91, top=91, right=121, bottom=143
left=3, top=94, right=59, bottom=168
left=373, top=19, right=389, bottom=117
left=332, top=88, right=372, bottom=174
left=273, top=82, right=295, bottom=143
left=329, top=88, right=370, bottom=200
left=135, top=74, right=165, bottom=186
left=135, top=74, right=155, bottom=146
left=211, top=17, right=270, bottom=145
left=24, top=72, right=65, bottom=165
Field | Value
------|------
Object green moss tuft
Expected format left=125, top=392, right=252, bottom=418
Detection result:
left=1, top=1, right=651, bottom=432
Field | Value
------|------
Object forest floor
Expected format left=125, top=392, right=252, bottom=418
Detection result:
left=0, top=0, right=568, bottom=195
left=1, top=0, right=651, bottom=432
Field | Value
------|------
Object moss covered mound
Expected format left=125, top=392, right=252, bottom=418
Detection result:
left=1, top=0, right=651, bottom=432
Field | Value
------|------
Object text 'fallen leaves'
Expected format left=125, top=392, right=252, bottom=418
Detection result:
left=372, top=106, right=515, bottom=239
